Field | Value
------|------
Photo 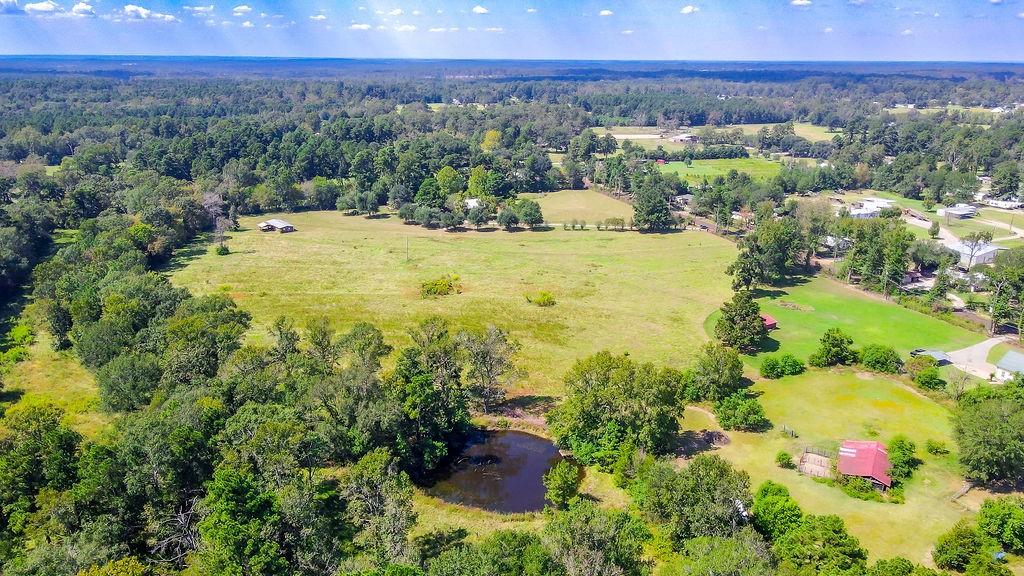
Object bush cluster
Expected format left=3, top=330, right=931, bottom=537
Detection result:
left=420, top=274, right=461, bottom=298
left=760, top=353, right=805, bottom=379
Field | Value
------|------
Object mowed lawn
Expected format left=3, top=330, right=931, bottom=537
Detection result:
left=682, top=367, right=967, bottom=565
left=170, top=211, right=736, bottom=396
left=659, top=157, right=783, bottom=184
left=520, top=189, right=633, bottom=224
left=751, top=276, right=983, bottom=363
left=694, top=276, right=988, bottom=563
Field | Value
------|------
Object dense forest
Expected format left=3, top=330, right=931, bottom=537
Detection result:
left=3, top=60, right=1024, bottom=576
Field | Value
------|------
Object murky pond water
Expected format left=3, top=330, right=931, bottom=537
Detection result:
left=426, top=430, right=564, bottom=513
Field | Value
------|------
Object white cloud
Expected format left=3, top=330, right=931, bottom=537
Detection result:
left=428, top=26, right=445, bottom=31
left=790, top=0, right=811, bottom=5
left=0, top=0, right=22, bottom=15
left=598, top=9, right=613, bottom=16
left=357, top=5, right=365, bottom=9
left=309, top=13, right=326, bottom=20
left=485, top=26, right=502, bottom=31
left=848, top=0, right=864, bottom=4
left=991, top=0, right=1003, bottom=4
left=387, top=8, right=402, bottom=15
left=823, top=26, right=833, bottom=32
left=231, top=4, right=249, bottom=15
left=123, top=4, right=179, bottom=21
left=448, top=26, right=458, bottom=31
left=183, top=4, right=213, bottom=14
left=901, top=28, right=913, bottom=35
left=394, top=23, right=416, bottom=31
left=24, top=0, right=60, bottom=14
left=680, top=5, right=699, bottom=14
left=349, top=22, right=370, bottom=28
left=1018, top=11, right=1024, bottom=18
left=467, top=26, right=476, bottom=30
left=241, top=19, right=253, bottom=27
left=620, top=29, right=633, bottom=34
left=71, top=1, right=93, bottom=15
left=411, top=9, right=421, bottom=15
left=471, top=4, right=488, bottom=13
left=526, top=7, right=536, bottom=13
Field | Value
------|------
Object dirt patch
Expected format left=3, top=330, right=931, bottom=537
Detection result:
left=778, top=300, right=813, bottom=312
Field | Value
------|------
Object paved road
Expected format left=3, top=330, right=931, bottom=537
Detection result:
left=902, top=215, right=959, bottom=249
left=946, top=336, right=1006, bottom=380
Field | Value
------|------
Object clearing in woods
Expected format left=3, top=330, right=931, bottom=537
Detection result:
left=170, top=211, right=736, bottom=397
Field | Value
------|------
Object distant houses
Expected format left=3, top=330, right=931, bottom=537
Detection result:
left=837, top=440, right=893, bottom=490
left=258, top=219, right=296, bottom=233
left=847, top=197, right=896, bottom=219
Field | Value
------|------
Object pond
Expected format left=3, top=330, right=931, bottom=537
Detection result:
left=426, top=429, right=566, bottom=514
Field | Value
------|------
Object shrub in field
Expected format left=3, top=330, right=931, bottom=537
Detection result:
left=715, top=392, right=771, bottom=431
left=776, top=451, right=795, bottom=469
left=808, top=328, right=858, bottom=367
left=421, top=274, right=461, bottom=298
left=925, top=439, right=949, bottom=455
left=914, top=367, right=945, bottom=390
left=215, top=244, right=230, bottom=255
left=760, top=353, right=805, bottom=379
left=905, top=355, right=937, bottom=380
left=527, top=291, right=556, bottom=307
left=861, top=344, right=903, bottom=374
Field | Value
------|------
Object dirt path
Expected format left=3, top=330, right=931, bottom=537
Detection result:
left=902, top=214, right=959, bottom=247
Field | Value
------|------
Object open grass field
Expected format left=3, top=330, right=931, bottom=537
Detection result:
left=519, top=189, right=633, bottom=224
left=4, top=332, right=110, bottom=437
left=170, top=211, right=736, bottom=397
left=727, top=122, right=838, bottom=143
left=658, top=157, right=783, bottom=184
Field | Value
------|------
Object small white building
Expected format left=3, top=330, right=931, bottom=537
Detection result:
left=994, top=350, right=1024, bottom=382
left=670, top=133, right=698, bottom=143
left=849, top=206, right=880, bottom=219
left=937, top=204, right=978, bottom=219
left=949, top=241, right=1000, bottom=269
left=258, top=219, right=296, bottom=233
left=985, top=199, right=1024, bottom=210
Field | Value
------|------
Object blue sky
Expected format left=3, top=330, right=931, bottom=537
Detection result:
left=1, top=0, right=1023, bottom=61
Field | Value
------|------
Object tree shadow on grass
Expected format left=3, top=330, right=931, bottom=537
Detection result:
left=497, top=395, right=557, bottom=417
left=674, top=429, right=730, bottom=459
left=756, top=337, right=781, bottom=354
left=161, top=236, right=212, bottom=273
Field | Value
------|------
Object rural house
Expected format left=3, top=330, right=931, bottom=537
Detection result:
left=994, top=350, right=1024, bottom=382
left=760, top=313, right=778, bottom=331
left=837, top=440, right=892, bottom=490
left=258, top=219, right=296, bottom=233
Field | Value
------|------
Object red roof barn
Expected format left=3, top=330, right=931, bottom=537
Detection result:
left=760, top=313, right=778, bottom=331
left=837, top=440, right=892, bottom=489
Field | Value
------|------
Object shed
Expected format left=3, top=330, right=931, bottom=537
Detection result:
left=909, top=349, right=951, bottom=365
left=838, top=440, right=892, bottom=489
left=258, top=219, right=296, bottom=233
left=760, top=313, right=778, bottom=331
left=950, top=241, right=1000, bottom=269
left=994, top=350, right=1024, bottom=382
